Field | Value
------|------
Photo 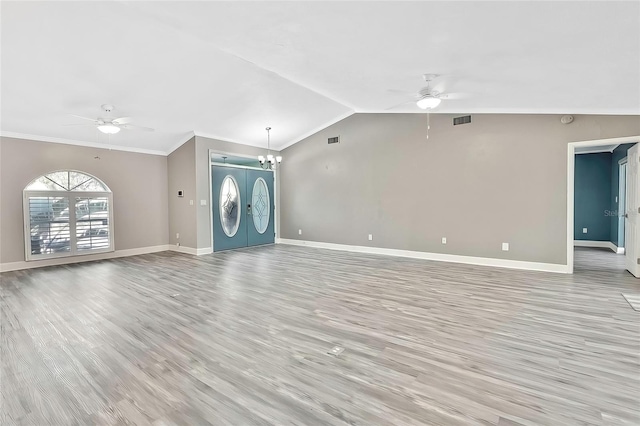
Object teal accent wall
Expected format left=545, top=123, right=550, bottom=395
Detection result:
left=611, top=143, right=636, bottom=246
left=574, top=153, right=612, bottom=241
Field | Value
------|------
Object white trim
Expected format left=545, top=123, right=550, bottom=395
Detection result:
left=575, top=144, right=620, bottom=155
left=570, top=136, right=639, bottom=147
left=0, top=245, right=172, bottom=273
left=567, top=143, right=576, bottom=274
left=619, top=156, right=628, bottom=165
left=567, top=135, right=640, bottom=275
left=617, top=247, right=626, bottom=254
left=0, top=131, right=167, bottom=156
left=211, top=162, right=268, bottom=172
left=197, top=247, right=213, bottom=255
left=168, top=245, right=212, bottom=256
left=170, top=245, right=197, bottom=255
left=166, top=131, right=196, bottom=155
left=277, top=239, right=570, bottom=274
left=574, top=240, right=620, bottom=253
left=275, top=110, right=355, bottom=151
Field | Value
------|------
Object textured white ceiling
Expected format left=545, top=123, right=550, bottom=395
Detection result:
left=1, top=1, right=638, bottom=154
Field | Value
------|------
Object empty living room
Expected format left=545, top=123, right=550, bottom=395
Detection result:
left=2, top=1, right=640, bottom=425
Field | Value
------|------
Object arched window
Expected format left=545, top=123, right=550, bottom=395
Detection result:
left=24, top=170, right=113, bottom=260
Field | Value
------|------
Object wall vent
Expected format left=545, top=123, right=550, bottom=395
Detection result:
left=328, top=136, right=340, bottom=144
left=453, top=115, right=472, bottom=126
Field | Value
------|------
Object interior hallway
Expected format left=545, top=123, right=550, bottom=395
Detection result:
left=574, top=246, right=628, bottom=275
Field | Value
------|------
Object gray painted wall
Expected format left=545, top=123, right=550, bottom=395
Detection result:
left=0, top=136, right=169, bottom=264
left=279, top=114, right=640, bottom=265
left=168, top=137, right=197, bottom=249
left=194, top=136, right=280, bottom=250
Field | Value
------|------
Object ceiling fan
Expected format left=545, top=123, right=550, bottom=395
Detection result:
left=386, top=74, right=451, bottom=111
left=65, top=104, right=154, bottom=134
left=386, top=74, right=466, bottom=139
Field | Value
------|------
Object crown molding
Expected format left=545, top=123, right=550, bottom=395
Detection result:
left=0, top=131, right=167, bottom=156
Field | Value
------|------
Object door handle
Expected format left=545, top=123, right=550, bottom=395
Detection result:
left=625, top=213, right=629, bottom=218
left=247, top=204, right=252, bottom=215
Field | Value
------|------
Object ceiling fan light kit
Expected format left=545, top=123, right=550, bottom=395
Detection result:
left=416, top=96, right=441, bottom=110
left=97, top=124, right=121, bottom=134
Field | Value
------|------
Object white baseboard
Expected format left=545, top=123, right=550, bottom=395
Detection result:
left=169, top=245, right=212, bottom=256
left=0, top=245, right=172, bottom=273
left=277, top=238, right=570, bottom=274
left=574, top=240, right=621, bottom=253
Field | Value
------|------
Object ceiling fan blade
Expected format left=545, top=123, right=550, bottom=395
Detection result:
left=387, top=89, right=415, bottom=96
left=112, top=116, right=132, bottom=125
left=122, top=124, right=154, bottom=132
left=439, top=93, right=470, bottom=100
left=69, top=114, right=97, bottom=122
left=385, top=99, right=416, bottom=110
left=61, top=123, right=94, bottom=127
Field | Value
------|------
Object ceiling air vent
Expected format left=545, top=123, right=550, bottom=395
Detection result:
left=453, top=115, right=472, bottom=126
left=328, top=136, right=340, bottom=144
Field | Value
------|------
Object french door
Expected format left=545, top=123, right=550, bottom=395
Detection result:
left=212, top=165, right=274, bottom=251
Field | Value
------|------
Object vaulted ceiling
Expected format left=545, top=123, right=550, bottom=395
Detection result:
left=1, top=1, right=638, bottom=154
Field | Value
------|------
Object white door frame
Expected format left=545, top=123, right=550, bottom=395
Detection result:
left=567, top=135, right=640, bottom=273
left=618, top=158, right=627, bottom=253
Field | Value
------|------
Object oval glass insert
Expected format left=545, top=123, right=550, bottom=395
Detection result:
left=219, top=175, right=241, bottom=237
left=251, top=177, right=270, bottom=234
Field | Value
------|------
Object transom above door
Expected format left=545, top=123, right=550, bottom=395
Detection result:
left=212, top=165, right=275, bottom=251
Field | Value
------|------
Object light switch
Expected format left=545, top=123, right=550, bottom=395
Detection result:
left=502, top=242, right=509, bottom=251
left=200, top=199, right=207, bottom=206
left=298, top=229, right=302, bottom=235
left=189, top=200, right=194, bottom=206
left=583, top=228, right=588, bottom=234
left=368, top=234, right=373, bottom=241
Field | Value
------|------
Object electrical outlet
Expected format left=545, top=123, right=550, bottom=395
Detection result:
left=368, top=234, right=373, bottom=241
left=200, top=199, right=207, bottom=206
left=441, top=237, right=447, bottom=244
left=502, top=242, right=509, bottom=251
left=176, top=233, right=180, bottom=239
left=583, top=228, right=588, bottom=234
left=298, top=229, right=302, bottom=235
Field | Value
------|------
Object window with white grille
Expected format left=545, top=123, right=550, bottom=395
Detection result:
left=23, top=170, right=113, bottom=260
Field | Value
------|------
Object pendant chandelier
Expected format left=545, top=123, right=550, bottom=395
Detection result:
left=258, top=127, right=282, bottom=170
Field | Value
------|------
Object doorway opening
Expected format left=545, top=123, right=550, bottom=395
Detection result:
left=567, top=136, right=639, bottom=276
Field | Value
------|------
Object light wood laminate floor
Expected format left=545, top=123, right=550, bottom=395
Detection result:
left=1, top=246, right=639, bottom=425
